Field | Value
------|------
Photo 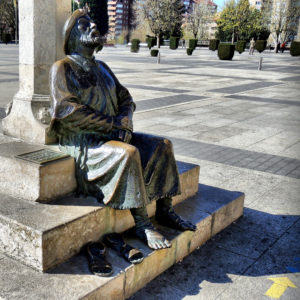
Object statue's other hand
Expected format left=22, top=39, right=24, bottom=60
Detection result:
left=114, top=116, right=133, bottom=132
left=113, top=129, right=132, bottom=143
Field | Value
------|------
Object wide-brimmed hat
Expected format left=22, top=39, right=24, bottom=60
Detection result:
left=63, top=9, right=88, bottom=55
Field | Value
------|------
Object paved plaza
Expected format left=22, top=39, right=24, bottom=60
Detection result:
left=0, top=44, right=300, bottom=299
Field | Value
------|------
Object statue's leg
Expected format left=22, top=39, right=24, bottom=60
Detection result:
left=156, top=197, right=196, bottom=231
left=130, top=207, right=171, bottom=250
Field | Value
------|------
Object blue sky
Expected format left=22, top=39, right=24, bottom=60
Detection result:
left=214, top=0, right=226, bottom=11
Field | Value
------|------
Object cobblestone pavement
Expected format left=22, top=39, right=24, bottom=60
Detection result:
left=0, top=44, right=300, bottom=300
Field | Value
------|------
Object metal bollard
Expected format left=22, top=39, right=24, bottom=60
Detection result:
left=258, top=57, right=263, bottom=70
left=157, top=51, right=160, bottom=64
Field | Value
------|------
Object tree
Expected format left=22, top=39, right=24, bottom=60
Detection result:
left=77, top=0, right=108, bottom=36
left=216, top=0, right=269, bottom=42
left=262, top=0, right=300, bottom=50
left=135, top=0, right=184, bottom=48
left=186, top=0, right=213, bottom=39
left=0, top=0, right=18, bottom=41
left=216, top=0, right=238, bottom=43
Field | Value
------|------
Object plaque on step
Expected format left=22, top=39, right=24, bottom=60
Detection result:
left=15, top=149, right=69, bottom=164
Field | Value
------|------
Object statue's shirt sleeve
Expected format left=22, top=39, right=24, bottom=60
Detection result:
left=49, top=59, right=114, bottom=135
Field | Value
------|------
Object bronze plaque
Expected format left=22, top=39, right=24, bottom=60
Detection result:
left=16, top=149, right=69, bottom=164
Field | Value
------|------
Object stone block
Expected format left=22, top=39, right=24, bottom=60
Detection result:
left=0, top=161, right=199, bottom=271
left=0, top=141, right=77, bottom=202
left=0, top=184, right=244, bottom=300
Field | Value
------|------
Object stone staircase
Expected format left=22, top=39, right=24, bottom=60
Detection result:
left=0, top=140, right=244, bottom=300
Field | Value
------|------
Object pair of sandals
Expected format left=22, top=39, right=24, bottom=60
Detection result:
left=86, top=233, right=144, bottom=277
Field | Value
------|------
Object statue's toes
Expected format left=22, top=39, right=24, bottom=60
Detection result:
left=182, top=221, right=197, bottom=231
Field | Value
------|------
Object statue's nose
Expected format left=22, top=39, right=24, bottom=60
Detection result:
left=90, top=22, right=96, bottom=30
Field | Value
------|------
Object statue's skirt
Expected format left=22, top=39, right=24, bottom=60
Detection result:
left=61, top=132, right=181, bottom=209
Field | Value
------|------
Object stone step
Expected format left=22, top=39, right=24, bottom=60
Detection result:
left=0, top=141, right=77, bottom=202
left=0, top=161, right=199, bottom=272
left=0, top=185, right=244, bottom=300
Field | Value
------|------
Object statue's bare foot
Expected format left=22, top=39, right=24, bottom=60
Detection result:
left=134, top=225, right=171, bottom=250
left=156, top=209, right=197, bottom=231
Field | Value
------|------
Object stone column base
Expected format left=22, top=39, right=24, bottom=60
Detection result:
left=2, top=95, right=56, bottom=145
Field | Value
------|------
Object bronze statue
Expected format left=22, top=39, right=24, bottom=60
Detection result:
left=48, top=9, right=196, bottom=255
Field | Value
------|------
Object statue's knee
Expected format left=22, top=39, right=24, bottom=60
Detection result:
left=124, top=144, right=139, bottom=158
left=163, top=138, right=173, bottom=150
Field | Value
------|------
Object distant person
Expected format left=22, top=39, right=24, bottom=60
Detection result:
left=276, top=42, right=280, bottom=53
left=281, top=42, right=286, bottom=53
left=249, top=38, right=255, bottom=55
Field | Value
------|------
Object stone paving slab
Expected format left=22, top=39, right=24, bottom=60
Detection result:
left=135, top=94, right=206, bottom=112
left=168, top=136, right=300, bottom=179
left=209, top=81, right=282, bottom=94
left=226, top=94, right=300, bottom=106
left=0, top=185, right=244, bottom=300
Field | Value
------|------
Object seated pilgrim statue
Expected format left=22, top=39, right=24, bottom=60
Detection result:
left=48, top=9, right=196, bottom=253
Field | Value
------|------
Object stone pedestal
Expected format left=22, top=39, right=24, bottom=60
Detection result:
left=2, top=0, right=71, bottom=144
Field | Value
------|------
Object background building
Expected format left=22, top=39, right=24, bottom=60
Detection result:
left=108, top=0, right=133, bottom=40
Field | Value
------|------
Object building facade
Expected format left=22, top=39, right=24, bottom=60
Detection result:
left=185, top=0, right=218, bottom=40
left=108, top=0, right=133, bottom=40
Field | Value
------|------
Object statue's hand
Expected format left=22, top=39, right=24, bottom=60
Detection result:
left=114, top=115, right=133, bottom=132
left=113, top=129, right=132, bottom=143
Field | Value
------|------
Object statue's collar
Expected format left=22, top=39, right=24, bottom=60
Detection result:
left=68, top=54, right=96, bottom=72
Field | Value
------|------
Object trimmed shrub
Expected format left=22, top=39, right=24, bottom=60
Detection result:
left=189, top=39, right=198, bottom=49
left=146, top=36, right=156, bottom=49
left=1, top=33, right=11, bottom=44
left=236, top=40, right=246, bottom=54
left=290, top=41, right=300, bottom=56
left=255, top=40, right=267, bottom=53
left=131, top=39, right=140, bottom=53
left=150, top=49, right=159, bottom=57
left=170, top=36, right=180, bottom=50
left=209, top=39, right=219, bottom=51
left=187, top=48, right=194, bottom=56
left=218, top=44, right=235, bottom=60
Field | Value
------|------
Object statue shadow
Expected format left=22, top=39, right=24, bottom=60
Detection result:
left=49, top=198, right=300, bottom=300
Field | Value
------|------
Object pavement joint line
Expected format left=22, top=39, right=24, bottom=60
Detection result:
left=135, top=97, right=210, bottom=113
left=168, top=136, right=300, bottom=178
left=208, top=82, right=283, bottom=95
left=241, top=216, right=300, bottom=277
left=126, top=83, right=189, bottom=94
left=225, top=94, right=300, bottom=107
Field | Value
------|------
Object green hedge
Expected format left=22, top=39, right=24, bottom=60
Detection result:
left=170, top=36, right=179, bottom=50
left=255, top=40, right=267, bottom=53
left=189, top=39, right=198, bottom=49
left=290, top=41, right=300, bottom=56
left=209, top=39, right=219, bottom=51
left=236, top=40, right=246, bottom=54
left=131, top=39, right=140, bottom=53
left=150, top=49, right=159, bottom=57
left=146, top=36, right=156, bottom=49
left=187, top=48, right=194, bottom=56
left=218, top=44, right=235, bottom=60
left=1, top=33, right=11, bottom=44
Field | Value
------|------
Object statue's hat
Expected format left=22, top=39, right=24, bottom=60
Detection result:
left=63, top=9, right=88, bottom=55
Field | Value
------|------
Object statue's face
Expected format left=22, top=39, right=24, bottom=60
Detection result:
left=76, top=16, right=101, bottom=49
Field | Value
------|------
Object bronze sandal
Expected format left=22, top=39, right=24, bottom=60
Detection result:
left=86, top=242, right=113, bottom=277
left=103, top=233, right=144, bottom=264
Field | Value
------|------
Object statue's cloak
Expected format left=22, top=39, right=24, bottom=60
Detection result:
left=49, top=55, right=181, bottom=209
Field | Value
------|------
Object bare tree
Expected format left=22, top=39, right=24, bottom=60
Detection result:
left=0, top=0, right=17, bottom=41
left=186, top=0, right=213, bottom=39
left=263, top=0, right=300, bottom=51
left=135, top=0, right=184, bottom=48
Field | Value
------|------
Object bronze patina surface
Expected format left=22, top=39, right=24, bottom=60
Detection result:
left=49, top=9, right=195, bottom=251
